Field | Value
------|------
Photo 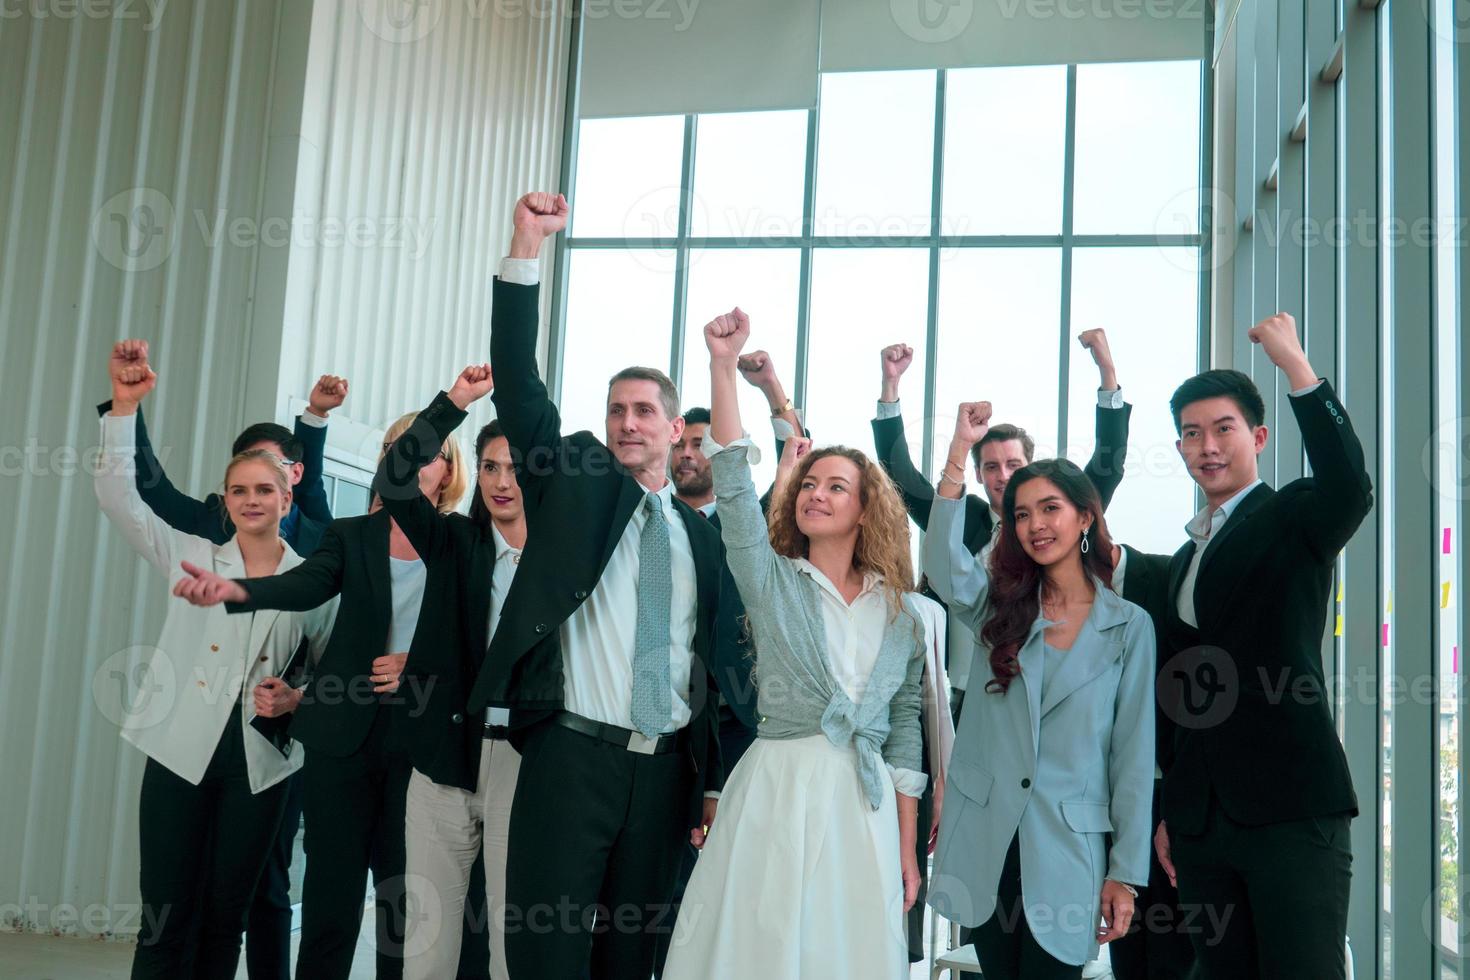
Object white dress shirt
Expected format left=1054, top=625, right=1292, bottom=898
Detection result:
left=500, top=255, right=701, bottom=732
left=485, top=524, right=521, bottom=727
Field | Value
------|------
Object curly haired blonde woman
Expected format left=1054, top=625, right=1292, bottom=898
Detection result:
left=662, top=309, right=934, bottom=980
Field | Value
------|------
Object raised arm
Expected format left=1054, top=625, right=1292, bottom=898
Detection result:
left=293, top=374, right=349, bottom=525
left=372, top=366, right=490, bottom=561
left=489, top=192, right=569, bottom=480
left=1077, top=328, right=1131, bottom=510
left=1253, top=313, right=1374, bottom=561
left=95, top=345, right=191, bottom=576
left=705, top=308, right=782, bottom=599
left=870, top=343, right=941, bottom=530
left=920, top=402, right=995, bottom=621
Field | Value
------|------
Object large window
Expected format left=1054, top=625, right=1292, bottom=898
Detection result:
left=555, top=62, right=1205, bottom=552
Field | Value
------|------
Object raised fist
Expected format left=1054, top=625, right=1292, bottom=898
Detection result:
left=448, top=363, right=494, bottom=410
left=704, top=308, right=751, bottom=361
left=512, top=192, right=569, bottom=241
left=109, top=339, right=157, bottom=405
left=954, top=401, right=993, bottom=445
left=308, top=374, right=349, bottom=416
left=881, top=344, right=915, bottom=382
left=736, top=350, right=778, bottom=391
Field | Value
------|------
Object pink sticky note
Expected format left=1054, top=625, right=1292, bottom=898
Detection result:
left=1447, top=528, right=1454, bottom=554
left=1382, top=624, right=1389, bottom=647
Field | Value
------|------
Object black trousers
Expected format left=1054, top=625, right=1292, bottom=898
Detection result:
left=1170, top=804, right=1352, bottom=980
left=505, top=720, right=693, bottom=980
left=295, top=709, right=411, bottom=980
left=970, top=834, right=1083, bottom=980
left=245, top=771, right=303, bottom=980
left=131, top=716, right=290, bottom=980
left=1109, top=785, right=1198, bottom=980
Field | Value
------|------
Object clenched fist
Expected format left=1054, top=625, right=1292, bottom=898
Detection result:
left=953, top=401, right=993, bottom=446
left=510, top=192, right=569, bottom=258
left=704, top=308, right=751, bottom=362
left=1248, top=313, right=1316, bottom=390
left=109, top=340, right=158, bottom=408
left=448, top=363, right=494, bottom=410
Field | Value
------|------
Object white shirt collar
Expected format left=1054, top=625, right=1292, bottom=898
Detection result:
left=1185, top=478, right=1263, bottom=543
left=793, top=558, right=884, bottom=606
left=491, top=523, right=521, bottom=561
left=698, top=501, right=717, bottom=518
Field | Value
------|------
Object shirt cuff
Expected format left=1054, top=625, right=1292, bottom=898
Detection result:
left=771, top=410, right=804, bottom=443
left=700, top=432, right=762, bottom=465
left=875, top=399, right=902, bottom=421
left=99, top=412, right=138, bottom=452
left=887, top=764, right=929, bottom=798
left=703, top=790, right=721, bottom=801
left=1097, top=387, right=1124, bottom=410
left=498, top=257, right=540, bottom=286
left=1289, top=379, right=1325, bottom=397
left=297, top=410, right=327, bottom=428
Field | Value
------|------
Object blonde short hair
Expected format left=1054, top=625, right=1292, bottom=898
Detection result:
left=379, top=411, right=468, bottom=514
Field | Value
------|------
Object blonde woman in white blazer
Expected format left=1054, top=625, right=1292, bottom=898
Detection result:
left=95, top=343, right=335, bottom=980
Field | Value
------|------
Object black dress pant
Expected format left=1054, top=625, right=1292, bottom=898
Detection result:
left=131, top=714, right=290, bottom=980
left=245, top=770, right=303, bottom=980
left=970, top=834, right=1084, bottom=980
left=295, top=707, right=411, bottom=980
left=505, top=719, right=693, bottom=980
left=1109, top=785, right=1198, bottom=980
left=1170, top=803, right=1352, bottom=980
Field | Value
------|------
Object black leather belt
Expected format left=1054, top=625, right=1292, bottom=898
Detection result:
left=552, top=711, right=681, bottom=755
left=482, top=724, right=511, bottom=741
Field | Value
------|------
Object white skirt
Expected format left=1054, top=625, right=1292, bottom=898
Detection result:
left=663, top=734, right=910, bottom=979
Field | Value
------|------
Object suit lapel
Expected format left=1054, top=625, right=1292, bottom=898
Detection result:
left=1038, top=585, right=1130, bottom=719
left=1017, top=619, right=1047, bottom=762
left=245, top=544, right=300, bottom=669
left=1196, top=483, right=1273, bottom=577
left=365, top=511, right=393, bottom=635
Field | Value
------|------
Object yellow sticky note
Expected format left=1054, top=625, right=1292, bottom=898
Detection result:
left=1334, top=614, right=1343, bottom=637
left=1337, top=580, right=1344, bottom=603
left=1387, top=590, right=1393, bottom=614
left=1444, top=582, right=1452, bottom=609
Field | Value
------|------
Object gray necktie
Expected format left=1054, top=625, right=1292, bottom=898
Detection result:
left=631, top=494, right=673, bottom=738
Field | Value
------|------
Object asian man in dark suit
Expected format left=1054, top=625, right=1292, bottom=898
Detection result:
left=1150, top=313, right=1372, bottom=980
left=476, top=192, right=726, bottom=980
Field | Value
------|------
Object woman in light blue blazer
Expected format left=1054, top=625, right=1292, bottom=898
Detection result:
left=923, top=400, right=1156, bottom=980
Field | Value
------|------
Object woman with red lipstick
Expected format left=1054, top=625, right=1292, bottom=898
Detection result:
left=369, top=366, right=530, bottom=980
left=173, top=409, right=471, bottom=980
left=922, top=402, right=1157, bottom=980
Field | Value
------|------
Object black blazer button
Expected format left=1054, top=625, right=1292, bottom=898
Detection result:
left=1021, top=778, right=1031, bottom=789
left=574, top=590, right=588, bottom=600
left=451, top=713, right=464, bottom=724
left=534, top=623, right=548, bottom=634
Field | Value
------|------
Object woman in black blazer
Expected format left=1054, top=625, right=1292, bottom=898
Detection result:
left=176, top=411, right=470, bottom=980
left=370, top=365, right=528, bottom=980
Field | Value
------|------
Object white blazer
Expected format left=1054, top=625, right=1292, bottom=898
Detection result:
left=95, top=413, right=337, bottom=794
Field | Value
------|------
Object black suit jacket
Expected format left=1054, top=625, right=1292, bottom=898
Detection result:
left=484, top=278, right=726, bottom=824
left=1119, top=544, right=1175, bottom=776
left=369, top=403, right=508, bottom=791
left=224, top=510, right=480, bottom=787
left=1147, top=380, right=1371, bottom=833
left=872, top=400, right=1131, bottom=555
left=94, top=400, right=331, bottom=556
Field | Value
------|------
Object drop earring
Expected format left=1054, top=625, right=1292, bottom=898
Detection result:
left=1080, top=527, right=1090, bottom=554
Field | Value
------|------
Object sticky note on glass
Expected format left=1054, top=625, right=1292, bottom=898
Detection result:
left=1446, top=528, right=1454, bottom=554
left=1444, top=582, right=1452, bottom=609
left=1334, top=614, right=1343, bottom=637
left=1382, top=623, right=1389, bottom=647
left=1337, top=580, right=1344, bottom=603
left=1387, top=591, right=1393, bottom=614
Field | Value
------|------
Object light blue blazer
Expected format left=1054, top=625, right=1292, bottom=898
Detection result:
left=922, top=494, right=1156, bottom=967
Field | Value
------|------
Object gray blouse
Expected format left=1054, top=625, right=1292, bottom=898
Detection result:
left=707, top=439, right=928, bottom=808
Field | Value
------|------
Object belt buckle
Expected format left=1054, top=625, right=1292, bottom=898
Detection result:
left=626, top=731, right=660, bottom=755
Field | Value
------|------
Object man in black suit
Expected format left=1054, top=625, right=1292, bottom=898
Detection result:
left=870, top=330, right=1131, bottom=720
left=479, top=192, right=726, bottom=980
left=97, top=349, right=345, bottom=980
left=1150, top=313, right=1371, bottom=980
